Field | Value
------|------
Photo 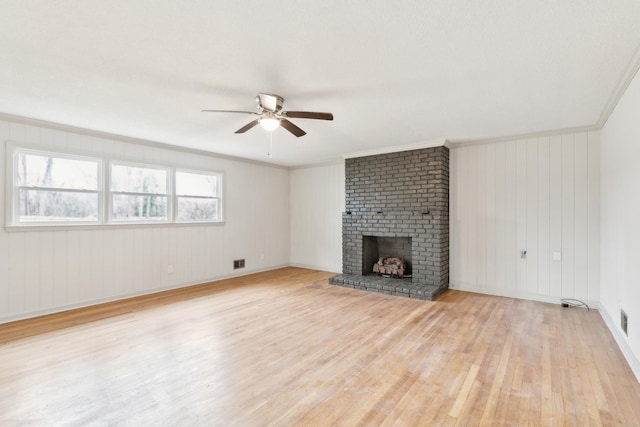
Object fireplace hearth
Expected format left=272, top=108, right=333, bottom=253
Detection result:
left=329, top=146, right=449, bottom=300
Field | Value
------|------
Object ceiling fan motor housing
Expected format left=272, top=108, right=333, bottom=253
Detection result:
left=257, top=93, right=284, bottom=113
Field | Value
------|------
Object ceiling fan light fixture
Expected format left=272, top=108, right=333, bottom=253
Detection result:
left=259, top=117, right=280, bottom=131
left=203, top=93, right=332, bottom=137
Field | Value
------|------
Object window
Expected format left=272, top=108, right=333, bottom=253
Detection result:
left=6, top=144, right=224, bottom=228
left=175, top=170, right=222, bottom=222
left=109, top=163, right=169, bottom=222
left=13, top=149, right=101, bottom=224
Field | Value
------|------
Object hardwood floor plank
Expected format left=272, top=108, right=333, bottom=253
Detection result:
left=1, top=267, right=639, bottom=426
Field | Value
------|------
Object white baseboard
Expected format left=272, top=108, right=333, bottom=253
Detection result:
left=599, top=306, right=640, bottom=383
left=448, top=282, right=599, bottom=308
left=0, top=264, right=290, bottom=325
left=289, top=262, right=340, bottom=274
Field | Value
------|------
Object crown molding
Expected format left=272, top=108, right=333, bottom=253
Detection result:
left=343, top=138, right=448, bottom=159
left=0, top=112, right=289, bottom=170
left=289, top=158, right=345, bottom=170
left=447, top=124, right=600, bottom=148
left=597, top=40, right=640, bottom=129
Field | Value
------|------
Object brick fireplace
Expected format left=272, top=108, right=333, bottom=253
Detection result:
left=329, top=145, right=449, bottom=300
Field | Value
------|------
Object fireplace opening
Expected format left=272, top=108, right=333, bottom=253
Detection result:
left=362, top=236, right=412, bottom=278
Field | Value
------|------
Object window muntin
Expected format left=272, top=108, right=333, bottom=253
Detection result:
left=175, top=170, right=222, bottom=222
left=109, top=163, right=169, bottom=222
left=14, top=150, right=101, bottom=224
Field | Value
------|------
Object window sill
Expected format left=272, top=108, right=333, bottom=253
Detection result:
left=4, top=221, right=226, bottom=232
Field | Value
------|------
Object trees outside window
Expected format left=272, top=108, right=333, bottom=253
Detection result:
left=110, top=163, right=168, bottom=222
left=9, top=146, right=223, bottom=227
left=175, top=170, right=221, bottom=222
left=14, top=150, right=100, bottom=223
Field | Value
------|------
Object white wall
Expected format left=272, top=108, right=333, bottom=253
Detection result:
left=600, top=67, right=640, bottom=378
left=289, top=161, right=344, bottom=272
left=0, top=118, right=290, bottom=323
left=449, top=132, right=600, bottom=304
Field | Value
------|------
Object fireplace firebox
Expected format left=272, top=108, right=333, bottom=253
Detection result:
left=363, top=236, right=412, bottom=277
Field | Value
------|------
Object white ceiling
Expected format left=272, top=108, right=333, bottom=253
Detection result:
left=2, top=1, right=640, bottom=166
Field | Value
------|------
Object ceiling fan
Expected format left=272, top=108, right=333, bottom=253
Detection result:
left=202, top=93, right=333, bottom=137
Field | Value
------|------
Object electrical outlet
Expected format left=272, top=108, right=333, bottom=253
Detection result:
left=167, top=265, right=174, bottom=274
left=233, top=259, right=245, bottom=269
left=260, top=253, right=265, bottom=260
left=520, top=250, right=527, bottom=259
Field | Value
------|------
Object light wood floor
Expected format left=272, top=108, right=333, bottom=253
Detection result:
left=1, top=267, right=639, bottom=426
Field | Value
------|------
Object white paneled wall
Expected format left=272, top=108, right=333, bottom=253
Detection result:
left=0, top=118, right=290, bottom=323
left=450, top=132, right=600, bottom=304
left=289, top=162, right=344, bottom=272
left=600, top=62, right=640, bottom=378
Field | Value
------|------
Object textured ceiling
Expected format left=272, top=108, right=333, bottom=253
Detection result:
left=1, top=1, right=640, bottom=166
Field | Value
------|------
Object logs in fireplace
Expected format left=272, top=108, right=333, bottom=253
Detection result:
left=373, top=257, right=408, bottom=278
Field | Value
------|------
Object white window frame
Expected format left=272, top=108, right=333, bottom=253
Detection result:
left=4, top=142, right=226, bottom=230
left=108, top=160, right=171, bottom=224
left=174, top=168, right=224, bottom=223
left=8, top=145, right=103, bottom=226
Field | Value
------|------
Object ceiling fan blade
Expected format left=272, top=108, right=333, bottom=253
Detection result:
left=202, top=109, right=257, bottom=115
left=282, top=111, right=333, bottom=121
left=280, top=119, right=307, bottom=137
left=235, top=119, right=260, bottom=134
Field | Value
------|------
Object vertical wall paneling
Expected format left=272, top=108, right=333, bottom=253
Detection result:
left=476, top=145, right=487, bottom=288
left=38, top=231, right=55, bottom=309
left=526, top=138, right=539, bottom=294
left=450, top=131, right=599, bottom=304
left=7, top=123, right=26, bottom=315
left=8, top=227, right=26, bottom=314
left=549, top=135, right=563, bottom=297
left=0, top=117, right=291, bottom=323
left=52, top=231, right=67, bottom=306
left=573, top=133, right=589, bottom=299
left=449, top=149, right=460, bottom=285
left=0, top=120, right=10, bottom=315
left=515, top=140, right=527, bottom=292
left=587, top=133, right=600, bottom=301
left=600, top=64, right=640, bottom=378
left=505, top=141, right=517, bottom=292
left=101, top=230, right=115, bottom=297
left=458, top=146, right=470, bottom=287
left=537, top=137, right=551, bottom=296
left=289, top=161, right=344, bottom=273
left=24, top=232, right=40, bottom=312
left=65, top=231, right=80, bottom=305
left=91, top=229, right=104, bottom=300
left=112, top=228, right=125, bottom=296
left=79, top=230, right=93, bottom=300
left=561, top=134, right=576, bottom=298
left=25, top=125, right=40, bottom=146
left=485, top=144, right=497, bottom=290
left=458, top=147, right=470, bottom=287
left=9, top=122, right=26, bottom=143
left=494, top=142, right=507, bottom=290
left=465, top=145, right=478, bottom=288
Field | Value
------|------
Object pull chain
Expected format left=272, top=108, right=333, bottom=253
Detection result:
left=267, top=131, right=273, bottom=159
